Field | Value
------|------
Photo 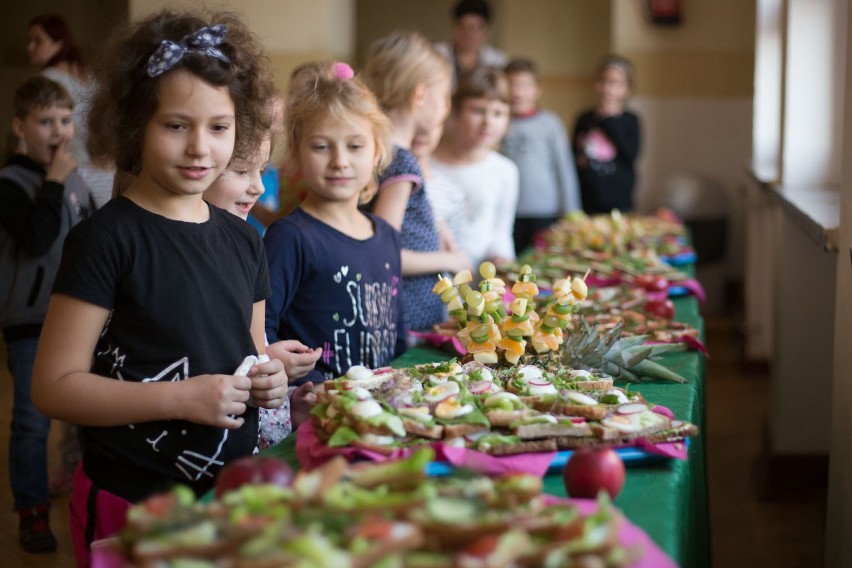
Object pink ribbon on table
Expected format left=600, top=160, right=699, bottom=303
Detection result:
left=633, top=439, right=689, bottom=460
left=674, top=278, right=706, bottom=302
left=296, top=421, right=557, bottom=475
left=436, top=444, right=556, bottom=476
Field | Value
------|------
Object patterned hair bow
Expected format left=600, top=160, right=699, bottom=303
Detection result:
left=146, top=24, right=230, bottom=78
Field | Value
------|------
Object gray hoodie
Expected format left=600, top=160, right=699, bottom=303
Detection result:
left=0, top=156, right=93, bottom=335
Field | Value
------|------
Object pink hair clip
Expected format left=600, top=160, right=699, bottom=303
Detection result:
left=333, top=62, right=355, bottom=80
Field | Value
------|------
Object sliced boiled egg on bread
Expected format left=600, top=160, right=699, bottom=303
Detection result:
left=516, top=365, right=544, bottom=383
left=424, top=381, right=460, bottom=403
left=361, top=433, right=396, bottom=446
left=435, top=397, right=474, bottom=419
left=602, top=414, right=643, bottom=433
left=605, top=389, right=630, bottom=404
left=398, top=406, right=433, bottom=422
left=527, top=380, right=558, bottom=396
left=350, top=387, right=373, bottom=400
left=346, top=365, right=375, bottom=381
left=349, top=399, right=383, bottom=419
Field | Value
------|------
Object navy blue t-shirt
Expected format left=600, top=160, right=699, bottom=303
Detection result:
left=264, top=208, right=406, bottom=384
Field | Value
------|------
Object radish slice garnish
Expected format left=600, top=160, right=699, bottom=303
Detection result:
left=617, top=403, right=648, bottom=415
left=517, top=365, right=544, bottom=383
left=569, top=416, right=586, bottom=424
left=469, top=380, right=493, bottom=394
left=528, top=381, right=558, bottom=395
left=602, top=416, right=643, bottom=433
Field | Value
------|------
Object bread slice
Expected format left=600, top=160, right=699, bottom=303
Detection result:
left=642, top=421, right=700, bottom=443
left=402, top=418, right=444, bottom=440
left=483, top=438, right=558, bottom=456
left=591, top=415, right=671, bottom=441
left=573, top=378, right=614, bottom=391
left=485, top=409, right=533, bottom=427
left=443, top=422, right=490, bottom=439
left=533, top=400, right=609, bottom=420
left=513, top=421, right=593, bottom=440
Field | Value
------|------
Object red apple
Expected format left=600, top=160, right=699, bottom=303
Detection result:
left=635, top=274, right=669, bottom=293
left=644, top=298, right=676, bottom=320
left=562, top=448, right=625, bottom=499
left=215, top=455, right=294, bottom=498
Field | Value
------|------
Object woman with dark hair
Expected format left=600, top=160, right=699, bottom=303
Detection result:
left=27, top=14, right=115, bottom=209
left=27, top=14, right=89, bottom=83
left=434, top=0, right=508, bottom=89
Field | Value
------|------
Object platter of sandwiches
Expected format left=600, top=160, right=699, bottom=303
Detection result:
left=100, top=449, right=675, bottom=567
left=307, top=361, right=698, bottom=468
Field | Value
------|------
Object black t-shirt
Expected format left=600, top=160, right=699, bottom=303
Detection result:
left=572, top=110, right=641, bottom=214
left=53, top=197, right=269, bottom=502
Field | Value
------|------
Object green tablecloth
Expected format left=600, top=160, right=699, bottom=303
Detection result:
left=266, top=292, right=710, bottom=568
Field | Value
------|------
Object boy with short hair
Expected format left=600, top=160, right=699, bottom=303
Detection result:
left=0, top=75, right=93, bottom=552
left=431, top=66, right=519, bottom=269
left=501, top=57, right=581, bottom=252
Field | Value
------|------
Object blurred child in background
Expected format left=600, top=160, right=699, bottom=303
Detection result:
left=362, top=30, right=470, bottom=333
left=572, top=55, right=641, bottom=214
left=1, top=75, right=94, bottom=553
left=432, top=66, right=518, bottom=270
left=501, top=57, right=580, bottom=252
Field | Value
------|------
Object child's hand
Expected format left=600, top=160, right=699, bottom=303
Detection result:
left=268, top=340, right=322, bottom=381
left=181, top=374, right=253, bottom=429
left=290, top=383, right=317, bottom=427
left=45, top=137, right=77, bottom=183
left=247, top=357, right=289, bottom=409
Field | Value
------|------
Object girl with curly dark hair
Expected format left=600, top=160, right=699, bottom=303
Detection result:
left=31, top=10, right=284, bottom=565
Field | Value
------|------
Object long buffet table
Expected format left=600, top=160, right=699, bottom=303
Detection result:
left=265, top=276, right=710, bottom=568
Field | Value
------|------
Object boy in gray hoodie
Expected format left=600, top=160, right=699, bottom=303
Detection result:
left=0, top=75, right=93, bottom=552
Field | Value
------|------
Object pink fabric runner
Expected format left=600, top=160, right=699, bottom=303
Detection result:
left=296, top=411, right=689, bottom=474
left=548, top=496, right=678, bottom=568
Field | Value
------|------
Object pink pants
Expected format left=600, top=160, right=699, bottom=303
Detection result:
left=69, top=463, right=132, bottom=568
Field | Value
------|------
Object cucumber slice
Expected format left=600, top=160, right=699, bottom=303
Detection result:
left=426, top=497, right=478, bottom=524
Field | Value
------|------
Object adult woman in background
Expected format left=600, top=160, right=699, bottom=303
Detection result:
left=434, top=0, right=507, bottom=89
left=27, top=14, right=114, bottom=208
